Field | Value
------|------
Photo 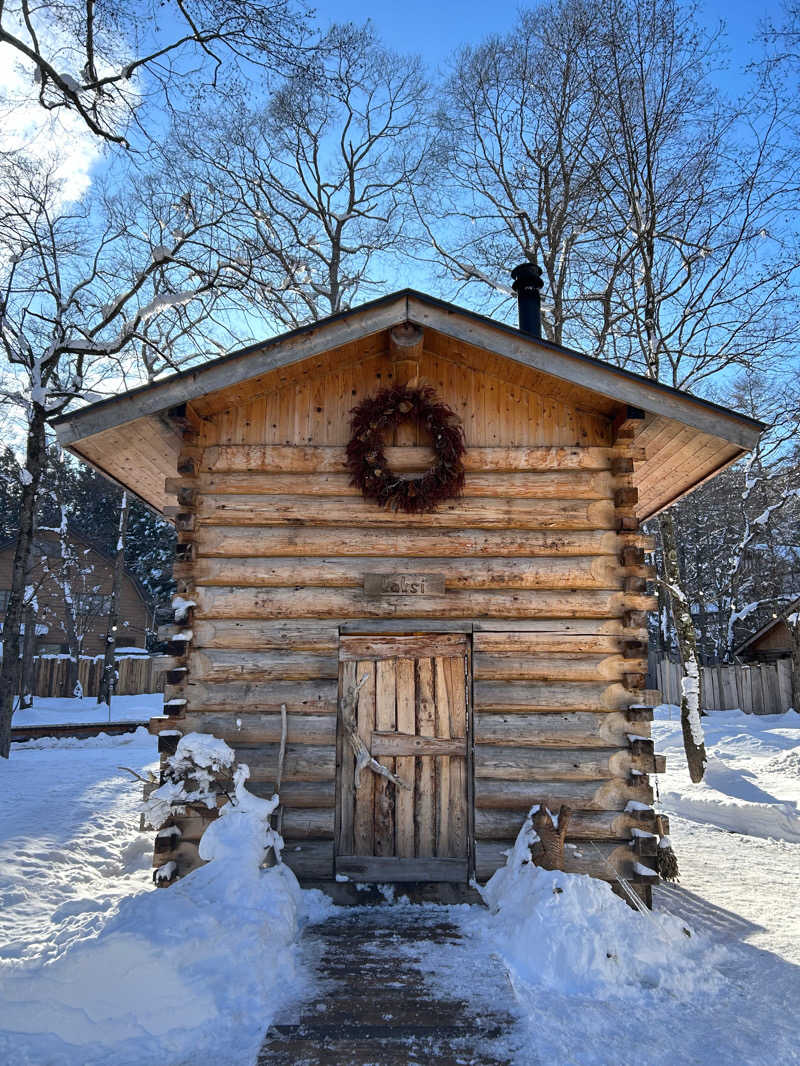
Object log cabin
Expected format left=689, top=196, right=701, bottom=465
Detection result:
left=52, top=277, right=763, bottom=903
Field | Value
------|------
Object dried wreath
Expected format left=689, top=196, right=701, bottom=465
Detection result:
left=346, top=382, right=466, bottom=513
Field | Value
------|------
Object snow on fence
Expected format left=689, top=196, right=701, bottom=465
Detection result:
left=655, top=657, right=794, bottom=714
left=31, top=654, right=169, bottom=699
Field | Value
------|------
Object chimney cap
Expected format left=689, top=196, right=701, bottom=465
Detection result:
left=511, top=261, right=544, bottom=293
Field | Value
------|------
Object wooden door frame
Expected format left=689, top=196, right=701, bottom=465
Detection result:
left=333, top=629, right=474, bottom=882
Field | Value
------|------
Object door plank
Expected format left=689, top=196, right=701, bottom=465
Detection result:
left=373, top=659, right=396, bottom=857
left=335, top=855, right=469, bottom=883
left=353, top=660, right=376, bottom=855
left=394, top=657, right=416, bottom=858
left=446, top=654, right=469, bottom=860
left=434, top=657, right=451, bottom=858
left=371, top=732, right=465, bottom=757
left=340, top=634, right=469, bottom=661
left=337, top=660, right=356, bottom=855
left=415, top=658, right=436, bottom=857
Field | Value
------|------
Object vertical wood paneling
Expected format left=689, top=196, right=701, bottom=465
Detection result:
left=353, top=660, right=375, bottom=854
left=373, top=659, right=396, bottom=856
left=434, top=657, right=451, bottom=857
left=197, top=351, right=613, bottom=448
left=415, top=658, right=436, bottom=857
left=395, top=657, right=416, bottom=857
left=337, top=660, right=356, bottom=854
left=446, top=655, right=468, bottom=859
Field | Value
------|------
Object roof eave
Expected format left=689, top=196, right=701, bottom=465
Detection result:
left=51, top=288, right=766, bottom=454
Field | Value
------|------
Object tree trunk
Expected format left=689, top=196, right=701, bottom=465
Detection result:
left=61, top=600, right=81, bottom=697
left=19, top=605, right=37, bottom=710
left=659, top=511, right=707, bottom=782
left=790, top=618, right=800, bottom=715
left=0, top=404, right=48, bottom=757
left=98, top=493, right=129, bottom=708
left=530, top=805, right=572, bottom=871
left=55, top=518, right=82, bottom=698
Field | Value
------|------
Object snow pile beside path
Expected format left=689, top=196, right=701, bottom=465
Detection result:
left=14, top=725, right=151, bottom=751
left=0, top=738, right=333, bottom=1066
left=654, top=706, right=800, bottom=841
left=476, top=808, right=722, bottom=1001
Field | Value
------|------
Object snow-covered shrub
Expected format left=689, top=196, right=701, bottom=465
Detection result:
left=144, top=732, right=284, bottom=879
left=143, top=732, right=236, bottom=829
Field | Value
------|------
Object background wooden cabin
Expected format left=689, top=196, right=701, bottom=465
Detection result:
left=0, top=529, right=149, bottom=656
left=150, top=325, right=665, bottom=894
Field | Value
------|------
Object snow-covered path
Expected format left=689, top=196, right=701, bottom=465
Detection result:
left=255, top=883, right=800, bottom=1066
left=0, top=726, right=157, bottom=965
left=258, top=906, right=525, bottom=1064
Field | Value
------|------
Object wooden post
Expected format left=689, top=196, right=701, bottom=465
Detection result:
left=389, top=324, right=424, bottom=388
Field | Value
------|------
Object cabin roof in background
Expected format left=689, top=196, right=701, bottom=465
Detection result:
left=733, top=598, right=800, bottom=655
left=50, top=288, right=765, bottom=520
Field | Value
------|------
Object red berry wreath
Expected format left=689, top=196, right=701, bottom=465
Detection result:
left=346, top=383, right=466, bottom=513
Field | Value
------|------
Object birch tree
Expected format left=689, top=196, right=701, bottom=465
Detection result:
left=97, top=491, right=129, bottom=707
left=0, top=154, right=254, bottom=756
left=418, top=0, right=612, bottom=347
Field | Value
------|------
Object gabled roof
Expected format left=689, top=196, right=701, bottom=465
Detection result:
left=733, top=598, right=800, bottom=656
left=51, top=288, right=764, bottom=518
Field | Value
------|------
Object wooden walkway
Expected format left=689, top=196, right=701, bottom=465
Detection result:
left=11, top=720, right=147, bottom=743
left=257, top=905, right=525, bottom=1065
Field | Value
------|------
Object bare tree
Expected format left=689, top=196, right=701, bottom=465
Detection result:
left=418, top=0, right=612, bottom=347
left=424, top=0, right=798, bottom=778
left=0, top=153, right=255, bottom=756
left=586, top=0, right=796, bottom=779
left=0, top=0, right=309, bottom=147
left=182, top=22, right=428, bottom=329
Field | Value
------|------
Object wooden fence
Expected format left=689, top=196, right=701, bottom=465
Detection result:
left=32, top=654, right=169, bottom=699
left=655, top=657, right=794, bottom=715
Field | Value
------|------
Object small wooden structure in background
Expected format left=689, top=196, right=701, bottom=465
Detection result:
left=0, top=529, right=149, bottom=656
left=734, top=602, right=800, bottom=664
left=53, top=290, right=762, bottom=900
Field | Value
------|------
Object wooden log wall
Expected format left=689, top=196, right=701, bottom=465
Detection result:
left=149, top=347, right=662, bottom=887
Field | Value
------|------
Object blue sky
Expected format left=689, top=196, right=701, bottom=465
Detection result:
left=314, top=0, right=777, bottom=95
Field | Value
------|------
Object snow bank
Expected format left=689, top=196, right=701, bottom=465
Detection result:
left=13, top=693, right=163, bottom=727
left=662, top=787, right=800, bottom=841
left=0, top=736, right=333, bottom=1066
left=474, top=808, right=722, bottom=1001
left=14, top=725, right=151, bottom=751
left=653, top=706, right=800, bottom=841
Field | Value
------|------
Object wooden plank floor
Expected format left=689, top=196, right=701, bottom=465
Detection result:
left=257, top=906, right=524, bottom=1065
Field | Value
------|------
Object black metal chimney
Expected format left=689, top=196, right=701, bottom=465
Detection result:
left=511, top=261, right=544, bottom=338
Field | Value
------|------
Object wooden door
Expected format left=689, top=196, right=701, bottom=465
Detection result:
left=335, top=634, right=471, bottom=882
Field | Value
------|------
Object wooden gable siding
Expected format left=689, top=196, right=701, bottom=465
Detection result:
left=153, top=344, right=660, bottom=887
left=193, top=348, right=613, bottom=448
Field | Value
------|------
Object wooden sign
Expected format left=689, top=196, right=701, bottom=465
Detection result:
left=363, top=573, right=445, bottom=597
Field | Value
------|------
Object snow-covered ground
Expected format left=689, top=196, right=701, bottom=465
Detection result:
left=12, top=692, right=160, bottom=728
left=653, top=704, right=800, bottom=970
left=0, top=697, right=798, bottom=1064
left=0, top=711, right=332, bottom=1065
